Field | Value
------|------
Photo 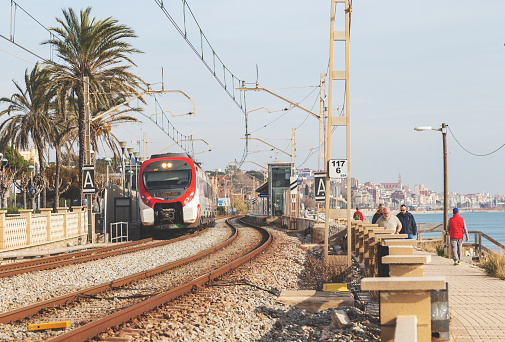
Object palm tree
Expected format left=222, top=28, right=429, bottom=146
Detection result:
left=0, top=63, right=54, bottom=208
left=43, top=7, right=145, bottom=204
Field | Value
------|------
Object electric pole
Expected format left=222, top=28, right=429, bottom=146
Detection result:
left=325, top=0, right=352, bottom=266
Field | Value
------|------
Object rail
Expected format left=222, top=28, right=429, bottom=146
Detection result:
left=0, top=224, right=221, bottom=324
left=46, top=217, right=271, bottom=342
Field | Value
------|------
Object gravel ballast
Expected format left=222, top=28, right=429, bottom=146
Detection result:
left=114, top=226, right=380, bottom=341
left=0, top=224, right=232, bottom=313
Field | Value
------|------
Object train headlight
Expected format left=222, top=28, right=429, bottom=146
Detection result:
left=161, top=162, right=173, bottom=169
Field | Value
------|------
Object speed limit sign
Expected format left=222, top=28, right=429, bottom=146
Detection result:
left=328, top=159, right=347, bottom=178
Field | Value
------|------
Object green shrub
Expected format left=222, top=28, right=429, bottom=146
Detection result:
left=1, top=207, right=20, bottom=214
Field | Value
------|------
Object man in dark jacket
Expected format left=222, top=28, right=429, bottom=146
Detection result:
left=396, top=204, right=417, bottom=239
left=371, top=204, right=384, bottom=224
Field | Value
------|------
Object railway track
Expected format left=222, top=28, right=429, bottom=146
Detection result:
left=0, top=217, right=271, bottom=341
left=0, top=218, right=239, bottom=279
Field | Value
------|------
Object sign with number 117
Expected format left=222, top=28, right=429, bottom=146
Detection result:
left=328, top=159, right=347, bottom=178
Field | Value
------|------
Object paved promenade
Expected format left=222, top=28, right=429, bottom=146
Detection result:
left=421, top=251, right=505, bottom=341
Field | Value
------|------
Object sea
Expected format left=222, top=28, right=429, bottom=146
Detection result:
left=408, top=212, right=505, bottom=251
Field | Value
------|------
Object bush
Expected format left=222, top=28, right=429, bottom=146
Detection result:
left=1, top=207, right=20, bottom=214
left=480, top=252, right=505, bottom=280
left=303, top=254, right=350, bottom=290
left=436, top=245, right=445, bottom=257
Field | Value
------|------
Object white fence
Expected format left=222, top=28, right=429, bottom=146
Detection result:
left=0, top=207, right=88, bottom=249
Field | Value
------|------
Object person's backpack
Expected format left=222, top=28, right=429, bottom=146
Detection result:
left=354, top=213, right=360, bottom=220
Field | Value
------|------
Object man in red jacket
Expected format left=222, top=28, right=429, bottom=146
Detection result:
left=353, top=207, right=364, bottom=221
left=448, top=208, right=469, bottom=265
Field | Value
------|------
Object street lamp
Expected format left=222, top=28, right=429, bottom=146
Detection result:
left=103, top=157, right=112, bottom=242
left=133, top=152, right=140, bottom=221
left=414, top=123, right=448, bottom=251
left=119, top=141, right=127, bottom=197
left=127, top=147, right=134, bottom=198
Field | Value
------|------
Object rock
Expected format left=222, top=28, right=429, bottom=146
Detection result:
left=330, top=309, right=352, bottom=329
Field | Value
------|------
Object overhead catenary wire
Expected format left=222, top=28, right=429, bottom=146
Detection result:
left=250, top=86, right=319, bottom=135
left=448, top=125, right=505, bottom=157
left=0, top=46, right=36, bottom=65
left=152, top=0, right=250, bottom=168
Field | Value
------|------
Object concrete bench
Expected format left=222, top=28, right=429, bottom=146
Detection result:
left=382, top=254, right=431, bottom=277
left=363, top=229, right=394, bottom=271
left=388, top=245, right=414, bottom=255
left=361, top=276, right=446, bottom=342
left=371, top=234, right=408, bottom=276
left=381, top=239, right=418, bottom=247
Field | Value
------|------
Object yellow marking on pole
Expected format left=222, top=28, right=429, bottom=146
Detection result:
left=27, top=321, right=69, bottom=331
left=323, top=283, right=349, bottom=292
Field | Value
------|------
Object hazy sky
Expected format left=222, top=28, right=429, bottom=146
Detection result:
left=0, top=1, right=504, bottom=195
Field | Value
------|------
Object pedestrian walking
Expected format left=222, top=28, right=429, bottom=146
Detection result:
left=353, top=206, right=364, bottom=221
left=376, top=207, right=402, bottom=232
left=372, top=204, right=384, bottom=224
left=448, top=208, right=469, bottom=265
left=396, top=204, right=417, bottom=239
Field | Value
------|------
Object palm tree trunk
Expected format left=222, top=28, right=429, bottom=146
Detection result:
left=23, top=192, right=26, bottom=209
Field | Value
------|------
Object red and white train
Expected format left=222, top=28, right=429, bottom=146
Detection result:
left=138, top=153, right=216, bottom=229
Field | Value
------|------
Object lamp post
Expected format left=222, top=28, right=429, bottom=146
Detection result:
left=414, top=123, right=448, bottom=251
left=103, top=157, right=112, bottom=242
left=119, top=142, right=127, bottom=197
left=133, top=152, right=140, bottom=221
left=127, top=147, right=134, bottom=198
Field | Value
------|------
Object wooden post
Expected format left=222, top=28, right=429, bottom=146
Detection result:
left=39, top=208, right=52, bottom=242
left=0, top=210, right=7, bottom=249
left=19, top=209, right=33, bottom=245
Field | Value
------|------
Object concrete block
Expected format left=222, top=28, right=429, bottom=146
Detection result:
left=380, top=291, right=432, bottom=326
left=367, top=228, right=395, bottom=234
left=276, top=290, right=354, bottom=312
left=382, top=239, right=418, bottom=246
left=381, top=324, right=430, bottom=342
left=388, top=246, right=413, bottom=255
left=330, top=309, right=352, bottom=329
left=360, top=277, right=446, bottom=291
left=394, top=316, right=417, bottom=342
left=389, top=264, right=424, bottom=277
left=374, top=234, right=409, bottom=240
left=300, top=244, right=322, bottom=251
left=382, top=255, right=431, bottom=264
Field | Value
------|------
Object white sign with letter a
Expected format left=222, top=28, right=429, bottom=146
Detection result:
left=82, top=164, right=96, bottom=194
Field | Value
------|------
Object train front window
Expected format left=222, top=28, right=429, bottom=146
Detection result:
left=143, top=170, right=191, bottom=191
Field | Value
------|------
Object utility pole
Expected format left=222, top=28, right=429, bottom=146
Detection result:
left=325, top=0, right=352, bottom=266
left=291, top=128, right=296, bottom=177
left=84, top=76, right=93, bottom=242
